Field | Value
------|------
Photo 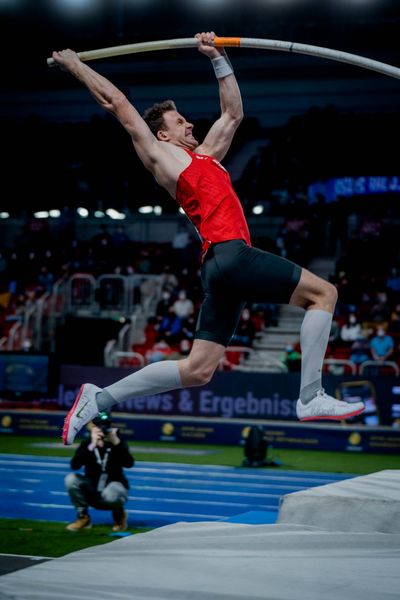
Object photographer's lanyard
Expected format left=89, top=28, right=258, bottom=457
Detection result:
left=94, top=447, right=111, bottom=492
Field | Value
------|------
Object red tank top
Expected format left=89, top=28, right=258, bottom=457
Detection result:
left=175, top=149, right=251, bottom=259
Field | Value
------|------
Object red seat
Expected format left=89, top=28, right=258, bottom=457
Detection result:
left=332, top=346, right=352, bottom=359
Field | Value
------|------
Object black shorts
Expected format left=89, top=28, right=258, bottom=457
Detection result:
left=195, top=239, right=302, bottom=347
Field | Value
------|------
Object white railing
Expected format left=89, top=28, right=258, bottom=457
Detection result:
left=21, top=304, right=36, bottom=350
left=104, top=313, right=145, bottom=366
left=359, top=360, right=400, bottom=376
left=67, top=273, right=97, bottom=313
left=133, top=274, right=163, bottom=316
left=104, top=339, right=117, bottom=367
left=33, top=292, right=50, bottom=350
left=323, top=358, right=357, bottom=375
left=219, top=346, right=289, bottom=373
left=63, top=273, right=163, bottom=318
left=117, top=323, right=133, bottom=352
left=49, top=278, right=67, bottom=318
left=0, top=273, right=163, bottom=354
left=110, top=351, right=146, bottom=368
left=97, top=274, right=130, bottom=312
left=6, top=321, right=22, bottom=350
left=260, top=355, right=289, bottom=373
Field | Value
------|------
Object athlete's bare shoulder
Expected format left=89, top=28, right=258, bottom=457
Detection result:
left=155, top=141, right=193, bottom=172
left=193, top=144, right=213, bottom=157
left=160, top=142, right=191, bottom=161
left=151, top=141, right=193, bottom=197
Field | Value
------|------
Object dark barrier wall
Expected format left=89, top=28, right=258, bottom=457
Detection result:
left=1, top=410, right=400, bottom=454
left=58, top=366, right=399, bottom=426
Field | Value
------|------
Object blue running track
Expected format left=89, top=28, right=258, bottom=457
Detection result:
left=0, top=454, right=355, bottom=528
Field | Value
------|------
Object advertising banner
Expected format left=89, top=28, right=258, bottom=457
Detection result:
left=58, top=366, right=398, bottom=425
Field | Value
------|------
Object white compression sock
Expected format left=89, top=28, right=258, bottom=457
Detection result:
left=299, top=309, right=332, bottom=405
left=96, top=360, right=182, bottom=410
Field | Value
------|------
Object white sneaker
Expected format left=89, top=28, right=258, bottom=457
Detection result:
left=62, top=383, right=102, bottom=445
left=296, top=389, right=365, bottom=422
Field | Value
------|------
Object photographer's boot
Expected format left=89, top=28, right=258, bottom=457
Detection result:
left=112, top=509, right=128, bottom=532
left=66, top=511, right=92, bottom=532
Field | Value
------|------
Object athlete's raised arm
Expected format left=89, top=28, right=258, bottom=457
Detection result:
left=195, top=32, right=243, bottom=162
left=51, top=49, right=160, bottom=172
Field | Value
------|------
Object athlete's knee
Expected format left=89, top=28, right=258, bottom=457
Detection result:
left=181, top=356, right=219, bottom=387
left=322, top=280, right=338, bottom=307
left=308, top=279, right=337, bottom=312
left=179, top=340, right=225, bottom=387
left=186, top=364, right=216, bottom=387
left=291, top=268, right=337, bottom=311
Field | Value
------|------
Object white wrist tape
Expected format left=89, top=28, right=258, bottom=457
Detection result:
left=211, top=55, right=233, bottom=79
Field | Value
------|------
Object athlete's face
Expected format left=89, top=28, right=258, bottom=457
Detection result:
left=158, top=110, right=199, bottom=149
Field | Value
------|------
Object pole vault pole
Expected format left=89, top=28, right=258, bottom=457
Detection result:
left=47, top=36, right=400, bottom=80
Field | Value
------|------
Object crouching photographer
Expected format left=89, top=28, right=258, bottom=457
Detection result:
left=65, top=411, right=134, bottom=532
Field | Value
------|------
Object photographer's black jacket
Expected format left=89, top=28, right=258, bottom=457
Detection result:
left=70, top=440, right=134, bottom=489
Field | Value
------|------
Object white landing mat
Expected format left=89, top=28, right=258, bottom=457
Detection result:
left=278, top=469, right=400, bottom=533
left=1, top=520, right=400, bottom=600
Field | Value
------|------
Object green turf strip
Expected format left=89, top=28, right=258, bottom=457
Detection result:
left=0, top=518, right=151, bottom=558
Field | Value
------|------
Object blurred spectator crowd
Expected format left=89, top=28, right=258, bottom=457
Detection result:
left=1, top=106, right=400, bottom=373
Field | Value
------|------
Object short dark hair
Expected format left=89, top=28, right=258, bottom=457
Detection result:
left=143, top=100, right=177, bottom=136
